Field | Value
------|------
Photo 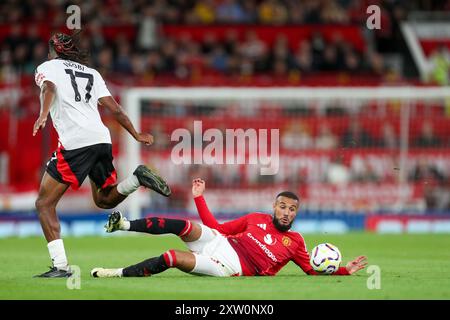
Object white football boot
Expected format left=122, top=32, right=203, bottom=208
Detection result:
left=91, top=267, right=123, bottom=278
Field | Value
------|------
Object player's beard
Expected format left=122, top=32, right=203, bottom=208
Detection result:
left=272, top=215, right=292, bottom=232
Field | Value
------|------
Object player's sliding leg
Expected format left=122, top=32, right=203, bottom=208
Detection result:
left=92, top=249, right=235, bottom=278
left=91, top=250, right=196, bottom=278
left=104, top=211, right=201, bottom=242
left=90, top=165, right=171, bottom=209
left=93, top=216, right=235, bottom=278
left=34, top=173, right=72, bottom=277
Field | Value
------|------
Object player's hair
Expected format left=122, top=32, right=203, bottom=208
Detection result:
left=49, top=30, right=89, bottom=65
left=276, top=191, right=299, bottom=202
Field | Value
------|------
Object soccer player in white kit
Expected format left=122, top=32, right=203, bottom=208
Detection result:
left=32, top=32, right=171, bottom=277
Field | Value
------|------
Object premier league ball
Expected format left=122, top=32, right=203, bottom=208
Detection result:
left=310, top=243, right=342, bottom=274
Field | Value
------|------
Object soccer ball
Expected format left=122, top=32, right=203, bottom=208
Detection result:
left=310, top=243, right=342, bottom=274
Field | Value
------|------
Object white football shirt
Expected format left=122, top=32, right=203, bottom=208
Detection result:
left=35, top=59, right=112, bottom=150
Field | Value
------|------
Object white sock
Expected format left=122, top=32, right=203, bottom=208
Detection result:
left=117, top=174, right=140, bottom=196
left=47, top=239, right=68, bottom=270
left=121, top=220, right=130, bottom=231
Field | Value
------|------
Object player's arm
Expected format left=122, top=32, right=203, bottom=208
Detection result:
left=98, top=96, right=153, bottom=145
left=292, top=240, right=367, bottom=276
left=192, top=178, right=249, bottom=235
left=33, top=81, right=56, bottom=136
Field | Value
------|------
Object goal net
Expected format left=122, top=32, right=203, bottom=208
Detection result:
left=119, top=87, right=450, bottom=220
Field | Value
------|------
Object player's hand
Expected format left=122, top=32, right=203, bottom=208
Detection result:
left=136, top=133, right=154, bottom=145
left=345, top=256, right=368, bottom=275
left=192, top=178, right=205, bottom=197
left=33, top=115, right=48, bottom=136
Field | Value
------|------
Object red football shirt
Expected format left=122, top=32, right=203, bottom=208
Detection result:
left=194, top=196, right=349, bottom=276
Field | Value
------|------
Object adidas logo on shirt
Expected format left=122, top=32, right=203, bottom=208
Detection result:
left=257, top=224, right=267, bottom=230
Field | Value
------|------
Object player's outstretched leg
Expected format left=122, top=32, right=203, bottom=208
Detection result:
left=104, top=211, right=200, bottom=242
left=91, top=249, right=195, bottom=278
left=132, top=165, right=171, bottom=197
left=90, top=165, right=171, bottom=210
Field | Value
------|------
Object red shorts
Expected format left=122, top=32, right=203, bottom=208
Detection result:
left=46, top=143, right=117, bottom=190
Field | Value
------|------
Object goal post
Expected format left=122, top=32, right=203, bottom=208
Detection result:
left=121, top=87, right=450, bottom=220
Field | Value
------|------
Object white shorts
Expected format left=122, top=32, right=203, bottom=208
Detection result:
left=186, top=224, right=242, bottom=277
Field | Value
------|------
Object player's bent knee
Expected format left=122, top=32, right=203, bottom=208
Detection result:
left=170, top=250, right=196, bottom=272
left=180, top=222, right=202, bottom=242
left=95, top=202, right=114, bottom=209
left=93, top=197, right=115, bottom=209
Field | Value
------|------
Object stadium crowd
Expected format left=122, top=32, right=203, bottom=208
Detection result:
left=1, top=0, right=448, bottom=83
left=0, top=0, right=449, bottom=211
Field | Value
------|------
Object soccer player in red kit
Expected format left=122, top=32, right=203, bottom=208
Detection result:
left=91, top=178, right=367, bottom=278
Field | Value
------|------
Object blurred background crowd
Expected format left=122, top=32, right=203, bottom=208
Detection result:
left=1, top=0, right=449, bottom=83
left=0, top=0, right=449, bottom=214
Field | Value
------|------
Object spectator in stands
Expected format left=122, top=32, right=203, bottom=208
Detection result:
left=267, top=35, right=293, bottom=73
left=201, top=33, right=219, bottom=55
left=223, top=30, right=239, bottom=55
left=29, top=42, right=47, bottom=73
left=160, top=38, right=177, bottom=73
left=344, top=50, right=361, bottom=73
left=429, top=45, right=450, bottom=86
left=326, top=156, right=351, bottom=186
left=239, top=30, right=267, bottom=61
left=151, top=123, right=170, bottom=151
left=25, top=27, right=42, bottom=62
left=3, top=25, right=24, bottom=52
left=87, top=21, right=106, bottom=56
left=130, top=54, right=147, bottom=77
left=209, top=46, right=228, bottom=72
left=238, top=30, right=267, bottom=74
left=409, top=158, right=445, bottom=185
left=367, top=52, right=386, bottom=76
left=288, top=1, right=305, bottom=24
left=95, top=47, right=114, bottom=76
left=0, top=49, right=16, bottom=83
left=341, top=119, right=375, bottom=148
left=379, top=123, right=399, bottom=149
left=321, top=44, right=339, bottom=71
left=351, top=159, right=379, bottom=183
left=293, top=40, right=313, bottom=73
left=302, top=0, right=322, bottom=23
left=193, top=0, right=216, bottom=24
left=114, top=39, right=133, bottom=74
left=137, top=5, right=159, bottom=51
left=215, top=0, right=248, bottom=23
left=320, top=0, right=349, bottom=24
left=282, top=121, right=314, bottom=150
left=12, top=43, right=30, bottom=74
left=414, top=121, right=442, bottom=148
left=315, top=124, right=338, bottom=150
left=258, top=0, right=289, bottom=25
left=241, top=0, right=258, bottom=23
left=146, top=50, right=164, bottom=76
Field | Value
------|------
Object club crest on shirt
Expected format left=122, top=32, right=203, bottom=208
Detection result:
left=282, top=236, right=292, bottom=247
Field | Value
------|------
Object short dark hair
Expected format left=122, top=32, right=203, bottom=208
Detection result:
left=276, top=191, right=299, bottom=202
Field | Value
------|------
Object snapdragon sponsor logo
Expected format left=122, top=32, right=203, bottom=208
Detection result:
left=171, top=121, right=279, bottom=175
left=247, top=233, right=278, bottom=262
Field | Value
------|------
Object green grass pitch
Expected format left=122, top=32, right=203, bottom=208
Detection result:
left=1, top=233, right=449, bottom=299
